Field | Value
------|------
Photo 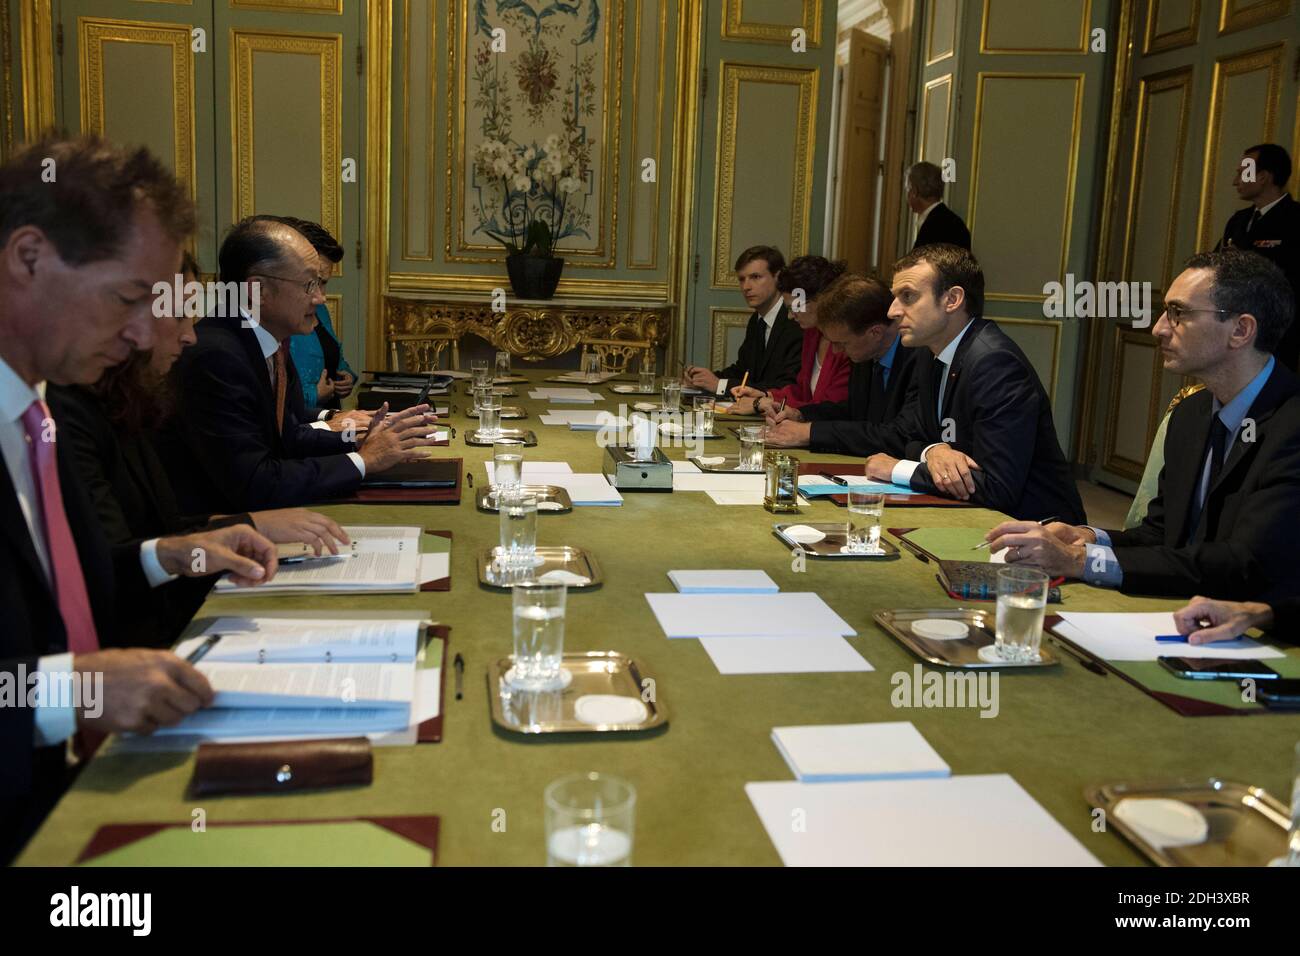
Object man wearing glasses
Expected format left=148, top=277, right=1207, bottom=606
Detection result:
left=158, top=218, right=441, bottom=512
left=986, top=250, right=1300, bottom=602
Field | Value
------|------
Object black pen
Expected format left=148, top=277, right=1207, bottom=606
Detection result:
left=453, top=653, right=464, bottom=700
left=186, top=633, right=222, bottom=664
left=973, top=515, right=1058, bottom=550
left=818, top=472, right=848, bottom=486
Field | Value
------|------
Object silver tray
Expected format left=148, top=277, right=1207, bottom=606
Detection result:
left=465, top=405, right=527, bottom=419
left=688, top=454, right=764, bottom=474
left=465, top=428, right=537, bottom=447
left=489, top=651, right=667, bottom=734
left=477, top=545, right=602, bottom=589
left=774, top=522, right=902, bottom=560
left=655, top=426, right=724, bottom=441
left=545, top=374, right=621, bottom=385
left=874, top=607, right=1061, bottom=669
left=475, top=484, right=574, bottom=513
left=609, top=383, right=660, bottom=395
left=1085, top=778, right=1292, bottom=867
left=462, top=384, right=520, bottom=397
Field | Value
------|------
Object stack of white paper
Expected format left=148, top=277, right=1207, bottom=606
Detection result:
left=673, top=472, right=766, bottom=493
left=771, top=722, right=951, bottom=782
left=527, top=387, right=602, bottom=403
left=746, top=775, right=1101, bottom=866
left=668, top=570, right=778, bottom=594
left=548, top=371, right=620, bottom=383
left=537, top=409, right=628, bottom=430
left=1054, top=612, right=1286, bottom=662
left=546, top=473, right=624, bottom=506
left=670, top=459, right=701, bottom=474
left=700, top=635, right=873, bottom=674
left=214, top=526, right=423, bottom=594
left=645, top=593, right=855, bottom=638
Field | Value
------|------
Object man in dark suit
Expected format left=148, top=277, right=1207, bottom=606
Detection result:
left=859, top=245, right=1085, bottom=523
left=683, top=246, right=802, bottom=395
left=761, top=273, right=920, bottom=456
left=909, top=162, right=971, bottom=252
left=1215, top=144, right=1299, bottom=370
left=990, top=250, right=1300, bottom=601
left=0, top=135, right=280, bottom=863
left=159, top=219, right=441, bottom=514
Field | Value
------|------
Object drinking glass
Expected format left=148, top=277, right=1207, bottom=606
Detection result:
left=470, top=383, right=489, bottom=414
left=582, top=352, right=602, bottom=383
left=477, top=391, right=503, bottom=439
left=846, top=490, right=886, bottom=553
left=661, top=380, right=681, bottom=413
left=545, top=772, right=635, bottom=867
left=638, top=368, right=656, bottom=393
left=471, top=358, right=491, bottom=390
left=995, top=566, right=1049, bottom=662
left=738, top=425, right=765, bottom=471
left=512, top=580, right=566, bottom=689
left=494, top=441, right=523, bottom=497
left=693, top=396, right=715, bottom=435
left=494, top=350, right=512, bottom=380
left=498, top=490, right=538, bottom=574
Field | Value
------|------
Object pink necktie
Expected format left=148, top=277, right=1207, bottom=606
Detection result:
left=20, top=400, right=100, bottom=655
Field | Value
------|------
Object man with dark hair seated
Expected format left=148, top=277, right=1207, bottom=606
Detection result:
left=989, top=250, right=1300, bottom=601
left=683, top=245, right=802, bottom=395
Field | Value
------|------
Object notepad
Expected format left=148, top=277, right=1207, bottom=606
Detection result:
left=746, top=775, right=1101, bottom=866
left=771, top=722, right=950, bottom=782
left=1054, top=612, right=1286, bottom=662
left=798, top=475, right=919, bottom=496
left=668, top=570, right=779, bottom=593
left=645, top=592, right=855, bottom=638
left=900, top=527, right=997, bottom=561
left=545, top=473, right=624, bottom=506
left=214, top=526, right=423, bottom=593
left=700, top=634, right=873, bottom=674
left=707, top=490, right=766, bottom=505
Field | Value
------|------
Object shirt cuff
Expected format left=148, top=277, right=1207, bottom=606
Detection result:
left=1087, top=527, right=1112, bottom=547
left=310, top=420, right=331, bottom=430
left=140, top=538, right=178, bottom=588
left=891, top=460, right=921, bottom=486
left=32, top=653, right=77, bottom=747
left=316, top=409, right=331, bottom=422
left=347, top=452, right=366, bottom=478
left=1082, top=542, right=1123, bottom=588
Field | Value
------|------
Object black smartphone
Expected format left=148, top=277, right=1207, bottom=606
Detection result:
left=1258, top=679, right=1300, bottom=711
left=1158, top=656, right=1281, bottom=681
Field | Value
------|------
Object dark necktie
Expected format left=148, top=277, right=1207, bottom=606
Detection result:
left=932, top=354, right=948, bottom=419
left=1247, top=208, right=1261, bottom=235
left=1189, top=416, right=1230, bottom=543
left=273, top=342, right=289, bottom=434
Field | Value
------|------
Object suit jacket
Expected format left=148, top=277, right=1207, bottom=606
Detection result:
left=1, top=409, right=153, bottom=861
left=714, top=302, right=802, bottom=391
left=1106, top=361, right=1300, bottom=600
left=45, top=385, right=249, bottom=648
left=913, top=202, right=972, bottom=252
left=1217, top=194, right=1300, bottom=371
left=871, top=319, right=1085, bottom=522
left=764, top=327, right=852, bottom=409
left=158, top=314, right=363, bottom=513
left=801, top=343, right=921, bottom=457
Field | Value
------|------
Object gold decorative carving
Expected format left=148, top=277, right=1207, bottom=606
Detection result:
left=989, top=316, right=1062, bottom=401
left=579, top=335, right=656, bottom=374
left=1218, top=0, right=1291, bottom=35
left=709, top=307, right=752, bottom=368
left=1144, top=0, right=1201, bottom=54
left=722, top=0, right=823, bottom=47
left=979, top=0, right=1093, bottom=54
left=365, top=2, right=393, bottom=373
left=628, top=0, right=669, bottom=270
left=19, top=0, right=55, bottom=139
left=400, top=0, right=434, bottom=261
left=1102, top=326, right=1164, bottom=480
left=230, top=0, right=342, bottom=14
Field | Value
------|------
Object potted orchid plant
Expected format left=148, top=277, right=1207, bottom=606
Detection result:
left=473, top=133, right=584, bottom=300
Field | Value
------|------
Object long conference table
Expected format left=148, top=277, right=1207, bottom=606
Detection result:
left=18, top=372, right=1300, bottom=866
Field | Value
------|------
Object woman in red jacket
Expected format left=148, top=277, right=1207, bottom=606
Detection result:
left=731, top=256, right=852, bottom=415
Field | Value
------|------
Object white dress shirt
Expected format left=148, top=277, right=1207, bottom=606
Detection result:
left=0, top=353, right=175, bottom=746
left=717, top=295, right=786, bottom=394
left=891, top=319, right=976, bottom=487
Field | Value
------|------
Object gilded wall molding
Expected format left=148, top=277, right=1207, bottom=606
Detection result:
left=979, top=0, right=1093, bottom=55
left=710, top=61, right=818, bottom=289
left=79, top=19, right=196, bottom=208
left=1102, top=326, right=1164, bottom=480
left=387, top=271, right=670, bottom=301
left=1, top=0, right=14, bottom=158
left=230, top=0, right=343, bottom=14
left=925, top=0, right=955, bottom=65
left=919, top=72, right=952, bottom=161
left=670, top=0, right=704, bottom=370
left=1143, top=0, right=1201, bottom=54
left=1218, top=0, right=1292, bottom=36
left=708, top=307, right=751, bottom=369
left=990, top=316, right=1062, bottom=401
left=365, top=1, right=394, bottom=368
left=627, top=0, right=669, bottom=270
left=400, top=0, right=434, bottom=261
left=1195, top=42, right=1284, bottom=250
left=722, top=0, right=823, bottom=48
left=19, top=0, right=55, bottom=139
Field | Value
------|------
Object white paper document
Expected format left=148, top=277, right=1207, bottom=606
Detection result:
left=546, top=473, right=624, bottom=506
left=668, top=570, right=778, bottom=593
left=484, top=461, right=573, bottom=481
left=1054, top=612, right=1285, bottom=662
left=537, top=409, right=627, bottom=430
left=707, top=490, right=766, bottom=506
left=528, top=387, right=602, bottom=403
left=745, top=775, right=1101, bottom=866
left=214, top=526, right=423, bottom=594
left=174, top=617, right=421, bottom=664
left=701, top=634, right=872, bottom=675
left=672, top=472, right=766, bottom=493
left=645, top=592, right=855, bottom=639
left=771, top=722, right=950, bottom=783
left=670, top=459, right=701, bottom=473
left=419, top=552, right=449, bottom=585
left=197, top=660, right=414, bottom=709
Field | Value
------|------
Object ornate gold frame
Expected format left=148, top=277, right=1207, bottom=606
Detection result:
left=230, top=0, right=342, bottom=14
left=399, top=0, right=434, bottom=261
left=722, top=0, right=823, bottom=48
left=627, top=0, right=669, bottom=270
left=1218, top=0, right=1292, bottom=35
left=710, top=61, right=819, bottom=289
left=919, top=72, right=952, bottom=161
left=1101, top=326, right=1165, bottom=480
left=19, top=0, right=55, bottom=139
left=990, top=316, right=1062, bottom=401
left=365, top=1, right=393, bottom=367
left=1143, top=0, right=1202, bottom=54
left=709, top=307, right=752, bottom=369
left=979, top=0, right=1093, bottom=55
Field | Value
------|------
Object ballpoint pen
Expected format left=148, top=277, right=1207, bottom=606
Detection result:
left=972, top=516, right=1059, bottom=550
left=818, top=472, right=849, bottom=486
left=453, top=653, right=464, bottom=700
left=186, top=634, right=222, bottom=664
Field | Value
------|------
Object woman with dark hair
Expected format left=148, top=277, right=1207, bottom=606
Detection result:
left=730, top=255, right=852, bottom=415
left=46, top=254, right=349, bottom=646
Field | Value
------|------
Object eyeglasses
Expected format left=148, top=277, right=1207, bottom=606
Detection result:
left=253, top=272, right=323, bottom=297
left=1162, top=302, right=1239, bottom=328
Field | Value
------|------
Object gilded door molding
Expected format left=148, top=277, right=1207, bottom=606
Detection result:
left=365, top=0, right=393, bottom=368
left=979, top=0, right=1093, bottom=55
left=1195, top=42, right=1284, bottom=250
left=1218, top=0, right=1292, bottom=35
left=628, top=0, right=669, bottom=270
left=79, top=18, right=196, bottom=206
left=710, top=61, right=819, bottom=289
left=1102, top=326, right=1165, bottom=479
left=229, top=29, right=343, bottom=254
left=1144, top=0, right=1201, bottom=54
left=709, top=307, right=752, bottom=368
left=722, top=0, right=823, bottom=48
left=399, top=0, right=434, bottom=261
left=990, top=316, right=1062, bottom=401
left=919, top=73, right=952, bottom=162
left=230, top=0, right=343, bottom=14
left=925, top=0, right=955, bottom=65
left=19, top=0, right=56, bottom=139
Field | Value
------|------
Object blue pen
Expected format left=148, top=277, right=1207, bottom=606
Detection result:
left=1155, top=635, right=1188, bottom=643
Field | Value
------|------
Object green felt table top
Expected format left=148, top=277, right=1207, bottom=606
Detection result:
left=18, top=373, right=1300, bottom=867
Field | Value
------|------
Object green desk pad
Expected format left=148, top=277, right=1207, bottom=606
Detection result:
left=898, top=526, right=996, bottom=562
left=1108, top=655, right=1300, bottom=713
left=19, top=372, right=1300, bottom=867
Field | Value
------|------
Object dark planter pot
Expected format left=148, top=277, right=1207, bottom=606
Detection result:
left=506, top=253, right=565, bottom=300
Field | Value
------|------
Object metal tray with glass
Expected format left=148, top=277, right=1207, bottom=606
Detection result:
left=873, top=607, right=1061, bottom=668
left=1084, top=778, right=1293, bottom=867
left=464, top=404, right=527, bottom=420
left=465, top=428, right=537, bottom=447
left=477, top=546, right=603, bottom=589
left=688, top=454, right=764, bottom=473
left=772, top=522, right=902, bottom=560
left=489, top=651, right=667, bottom=734
left=476, top=484, right=574, bottom=513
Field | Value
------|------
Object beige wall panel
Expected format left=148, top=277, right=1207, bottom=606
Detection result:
left=713, top=64, right=817, bottom=287
left=969, top=75, right=1083, bottom=300
left=1196, top=45, right=1283, bottom=249
left=920, top=74, right=951, bottom=164
left=1106, top=333, right=1159, bottom=472
left=1146, top=0, right=1200, bottom=52
left=981, top=0, right=1091, bottom=53
left=992, top=317, right=1061, bottom=400
left=1124, top=71, right=1191, bottom=293
left=710, top=308, right=751, bottom=368
left=723, top=0, right=822, bottom=46
left=402, top=0, right=432, bottom=260
left=927, top=0, right=957, bottom=64
left=628, top=0, right=665, bottom=269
